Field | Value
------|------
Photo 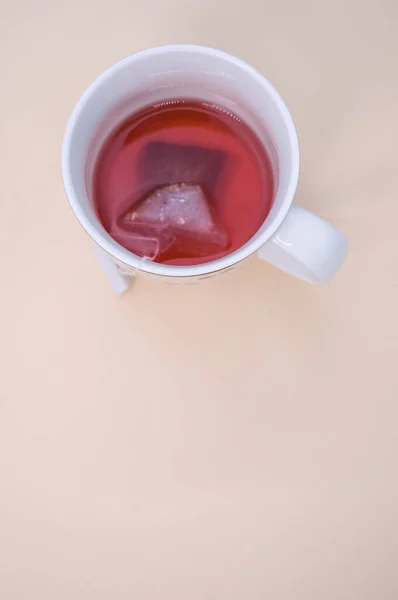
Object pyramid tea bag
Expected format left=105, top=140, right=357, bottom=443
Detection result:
left=111, top=139, right=230, bottom=262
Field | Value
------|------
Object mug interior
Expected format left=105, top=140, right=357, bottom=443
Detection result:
left=62, top=45, right=299, bottom=277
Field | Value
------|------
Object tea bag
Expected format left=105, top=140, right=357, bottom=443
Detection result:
left=113, top=140, right=230, bottom=262
left=119, top=183, right=229, bottom=261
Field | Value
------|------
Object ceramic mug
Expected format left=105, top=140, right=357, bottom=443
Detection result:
left=62, top=45, right=347, bottom=290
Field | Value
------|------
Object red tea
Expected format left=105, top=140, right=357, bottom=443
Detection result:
left=93, top=100, right=274, bottom=266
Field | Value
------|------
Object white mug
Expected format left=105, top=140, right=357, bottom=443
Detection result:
left=62, top=45, right=347, bottom=290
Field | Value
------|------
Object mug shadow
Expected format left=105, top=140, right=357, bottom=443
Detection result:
left=121, top=254, right=331, bottom=379
left=110, top=254, right=346, bottom=500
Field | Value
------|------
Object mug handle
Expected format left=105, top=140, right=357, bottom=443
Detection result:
left=257, top=205, right=347, bottom=283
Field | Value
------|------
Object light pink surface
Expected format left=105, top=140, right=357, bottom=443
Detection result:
left=1, top=1, right=398, bottom=599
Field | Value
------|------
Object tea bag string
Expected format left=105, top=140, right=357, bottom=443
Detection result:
left=133, top=254, right=148, bottom=276
left=118, top=238, right=160, bottom=277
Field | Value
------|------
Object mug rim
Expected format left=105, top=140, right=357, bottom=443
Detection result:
left=62, top=44, right=300, bottom=278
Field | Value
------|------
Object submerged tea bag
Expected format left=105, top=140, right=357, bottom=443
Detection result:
left=113, top=140, right=229, bottom=262
left=119, top=183, right=229, bottom=261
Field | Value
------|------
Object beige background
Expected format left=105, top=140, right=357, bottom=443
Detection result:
left=1, top=1, right=398, bottom=598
